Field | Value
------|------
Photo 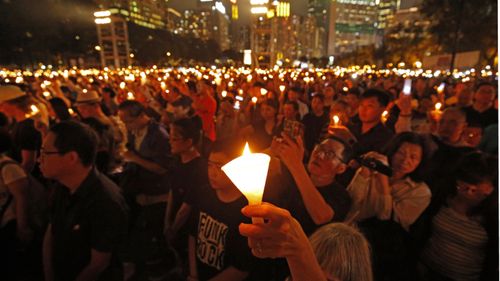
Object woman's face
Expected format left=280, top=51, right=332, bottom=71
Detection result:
left=391, top=142, right=422, bottom=176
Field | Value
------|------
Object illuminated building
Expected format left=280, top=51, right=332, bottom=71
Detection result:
left=94, top=11, right=131, bottom=68
left=95, top=0, right=169, bottom=30
left=327, top=0, right=379, bottom=56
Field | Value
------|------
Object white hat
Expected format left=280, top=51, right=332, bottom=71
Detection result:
left=75, top=90, right=102, bottom=105
left=0, top=85, right=26, bottom=102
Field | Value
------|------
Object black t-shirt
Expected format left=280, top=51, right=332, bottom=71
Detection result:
left=302, top=112, right=329, bottom=152
left=463, top=106, right=498, bottom=129
left=249, top=121, right=276, bottom=152
left=347, top=121, right=394, bottom=157
left=186, top=184, right=257, bottom=280
left=50, top=170, right=128, bottom=281
left=169, top=156, right=208, bottom=215
left=285, top=180, right=352, bottom=236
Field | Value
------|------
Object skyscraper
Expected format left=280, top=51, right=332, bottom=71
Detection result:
left=95, top=0, right=169, bottom=30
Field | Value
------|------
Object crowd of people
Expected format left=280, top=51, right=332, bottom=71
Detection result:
left=0, top=66, right=497, bottom=281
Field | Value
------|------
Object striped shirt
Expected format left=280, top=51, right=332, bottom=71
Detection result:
left=421, top=206, right=488, bottom=281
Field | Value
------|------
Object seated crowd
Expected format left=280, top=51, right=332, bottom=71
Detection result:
left=0, top=70, right=497, bottom=281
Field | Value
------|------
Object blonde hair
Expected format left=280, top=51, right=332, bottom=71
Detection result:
left=309, top=223, right=373, bottom=281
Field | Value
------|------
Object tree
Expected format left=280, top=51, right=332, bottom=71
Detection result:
left=421, top=0, right=497, bottom=67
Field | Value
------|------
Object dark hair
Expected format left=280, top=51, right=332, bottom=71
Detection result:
left=262, top=99, right=279, bottom=111
left=49, top=121, right=98, bottom=167
left=49, top=98, right=71, bottom=121
left=360, top=88, right=390, bottom=107
left=5, top=95, right=32, bottom=112
left=324, top=135, right=353, bottom=163
left=102, top=87, right=116, bottom=98
left=187, top=80, right=197, bottom=93
left=284, top=101, right=299, bottom=112
left=253, top=81, right=265, bottom=88
left=475, top=81, right=496, bottom=92
left=0, top=129, right=12, bottom=154
left=454, top=151, right=498, bottom=217
left=172, top=117, right=202, bottom=146
left=0, top=112, right=9, bottom=128
left=384, top=132, right=429, bottom=182
left=312, top=93, right=325, bottom=102
left=290, top=86, right=303, bottom=94
left=118, top=100, right=145, bottom=118
left=211, top=137, right=246, bottom=161
left=347, top=87, right=361, bottom=98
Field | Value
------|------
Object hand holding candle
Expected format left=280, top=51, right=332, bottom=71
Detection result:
left=222, top=143, right=270, bottom=224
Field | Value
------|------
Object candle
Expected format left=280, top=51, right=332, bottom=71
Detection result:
left=25, top=104, right=40, bottom=119
left=260, top=88, right=268, bottom=96
left=127, top=92, right=135, bottom=100
left=251, top=96, right=258, bottom=104
left=431, top=102, right=443, bottom=122
left=381, top=110, right=389, bottom=123
left=279, top=85, right=286, bottom=92
left=120, top=82, right=126, bottom=89
left=221, top=90, right=228, bottom=98
left=332, top=115, right=341, bottom=127
left=222, top=143, right=270, bottom=224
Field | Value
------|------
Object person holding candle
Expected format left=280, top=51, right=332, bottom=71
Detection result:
left=239, top=203, right=373, bottom=281
left=184, top=137, right=258, bottom=281
left=347, top=88, right=394, bottom=158
left=0, top=86, right=43, bottom=177
left=286, top=87, right=309, bottom=119
left=274, top=134, right=352, bottom=235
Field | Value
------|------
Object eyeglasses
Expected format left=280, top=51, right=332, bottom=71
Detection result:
left=312, top=144, right=344, bottom=163
left=39, top=148, right=62, bottom=159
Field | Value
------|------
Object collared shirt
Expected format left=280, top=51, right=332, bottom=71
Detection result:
left=346, top=170, right=431, bottom=231
left=50, top=169, right=128, bottom=281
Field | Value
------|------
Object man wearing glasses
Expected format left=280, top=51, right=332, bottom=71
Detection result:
left=40, top=121, right=127, bottom=281
left=274, top=134, right=353, bottom=235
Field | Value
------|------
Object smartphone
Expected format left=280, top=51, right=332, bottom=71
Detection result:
left=283, top=120, right=304, bottom=140
left=403, top=79, right=412, bottom=95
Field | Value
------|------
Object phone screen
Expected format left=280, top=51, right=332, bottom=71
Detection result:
left=403, top=79, right=412, bottom=95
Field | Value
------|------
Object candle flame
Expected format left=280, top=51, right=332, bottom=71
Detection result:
left=435, top=102, right=442, bottom=111
left=30, top=104, right=39, bottom=114
left=382, top=110, right=388, bottom=117
left=279, top=85, right=286, bottom=92
left=251, top=96, right=257, bottom=104
left=333, top=115, right=340, bottom=125
left=260, top=88, right=268, bottom=95
left=127, top=92, right=135, bottom=100
left=243, top=142, right=251, bottom=156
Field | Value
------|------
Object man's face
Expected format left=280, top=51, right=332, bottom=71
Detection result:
left=311, top=97, right=325, bottom=114
left=118, top=110, right=143, bottom=131
left=456, top=180, right=494, bottom=206
left=438, top=110, right=467, bottom=143
left=208, top=152, right=233, bottom=190
left=76, top=103, right=96, bottom=119
left=283, top=104, right=297, bottom=120
left=39, top=132, right=67, bottom=180
left=288, top=90, right=299, bottom=101
left=358, top=97, right=385, bottom=124
left=474, top=85, right=496, bottom=106
left=324, top=87, right=334, bottom=98
left=307, top=139, right=345, bottom=178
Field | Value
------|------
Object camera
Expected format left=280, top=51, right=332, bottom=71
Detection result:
left=355, top=157, right=393, bottom=177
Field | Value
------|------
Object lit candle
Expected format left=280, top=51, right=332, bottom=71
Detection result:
left=431, top=102, right=443, bottom=121
left=120, top=82, right=126, bottom=89
left=332, top=115, right=341, bottom=127
left=127, top=92, right=135, bottom=100
left=279, top=85, right=286, bottom=92
left=221, top=90, right=228, bottom=98
left=260, top=88, right=268, bottom=96
left=25, top=104, right=40, bottom=119
left=381, top=110, right=389, bottom=123
left=251, top=96, right=258, bottom=104
left=222, top=143, right=271, bottom=224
